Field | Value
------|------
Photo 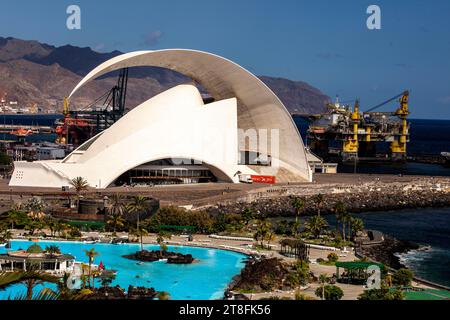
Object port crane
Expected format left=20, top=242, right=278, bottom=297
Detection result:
left=56, top=68, right=129, bottom=146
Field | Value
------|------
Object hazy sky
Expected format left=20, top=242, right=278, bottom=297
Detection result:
left=1, top=0, right=450, bottom=119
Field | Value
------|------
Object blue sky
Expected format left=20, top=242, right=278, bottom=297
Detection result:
left=1, top=0, right=450, bottom=119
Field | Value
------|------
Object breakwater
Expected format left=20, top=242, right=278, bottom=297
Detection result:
left=203, top=176, right=450, bottom=216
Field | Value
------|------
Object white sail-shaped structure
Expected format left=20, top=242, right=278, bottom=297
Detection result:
left=10, top=49, right=311, bottom=188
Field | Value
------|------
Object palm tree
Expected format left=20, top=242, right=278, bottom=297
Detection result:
left=43, top=217, right=57, bottom=237
left=109, top=194, right=125, bottom=216
left=253, top=218, right=271, bottom=248
left=106, top=214, right=125, bottom=236
left=304, top=216, right=328, bottom=238
left=0, top=271, right=60, bottom=300
left=55, top=222, right=69, bottom=238
left=136, top=226, right=149, bottom=252
left=0, top=228, right=12, bottom=242
left=24, top=219, right=44, bottom=236
left=312, top=193, right=325, bottom=217
left=126, top=195, right=148, bottom=242
left=156, top=230, right=171, bottom=255
left=333, top=201, right=350, bottom=241
left=106, top=194, right=126, bottom=236
left=265, top=232, right=275, bottom=248
left=70, top=177, right=89, bottom=211
left=291, top=197, right=305, bottom=223
left=291, top=197, right=305, bottom=238
left=242, top=207, right=254, bottom=226
left=45, top=245, right=61, bottom=258
left=291, top=220, right=302, bottom=238
left=318, top=274, right=329, bottom=301
left=83, top=248, right=99, bottom=288
left=6, top=209, right=26, bottom=230
left=349, top=217, right=365, bottom=240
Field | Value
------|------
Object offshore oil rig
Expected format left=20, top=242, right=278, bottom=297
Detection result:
left=305, top=91, right=410, bottom=162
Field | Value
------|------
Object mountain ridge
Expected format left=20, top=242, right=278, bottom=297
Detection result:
left=0, top=36, right=330, bottom=114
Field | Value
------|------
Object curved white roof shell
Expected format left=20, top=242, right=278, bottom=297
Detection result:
left=9, top=49, right=312, bottom=189
left=70, top=49, right=311, bottom=183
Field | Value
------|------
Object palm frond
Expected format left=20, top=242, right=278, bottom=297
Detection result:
left=0, top=271, right=60, bottom=290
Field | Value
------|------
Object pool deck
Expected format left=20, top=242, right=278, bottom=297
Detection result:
left=4, top=230, right=440, bottom=300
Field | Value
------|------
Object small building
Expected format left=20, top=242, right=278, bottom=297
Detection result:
left=0, top=249, right=75, bottom=274
left=36, top=147, right=66, bottom=160
left=306, top=148, right=338, bottom=174
left=335, top=261, right=385, bottom=285
left=280, top=239, right=310, bottom=261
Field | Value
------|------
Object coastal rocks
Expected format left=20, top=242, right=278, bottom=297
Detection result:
left=87, top=285, right=158, bottom=300
left=127, top=286, right=157, bottom=299
left=360, top=235, right=419, bottom=269
left=206, top=189, right=450, bottom=218
left=111, top=238, right=129, bottom=244
left=231, top=257, right=290, bottom=292
left=88, top=286, right=126, bottom=300
left=167, top=254, right=195, bottom=264
left=123, top=250, right=194, bottom=264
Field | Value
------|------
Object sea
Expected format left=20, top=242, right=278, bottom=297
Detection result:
left=325, top=208, right=450, bottom=287
left=2, top=114, right=450, bottom=287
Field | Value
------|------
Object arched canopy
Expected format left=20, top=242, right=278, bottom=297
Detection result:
left=69, top=49, right=311, bottom=182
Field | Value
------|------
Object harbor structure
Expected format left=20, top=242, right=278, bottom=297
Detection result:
left=301, top=91, right=410, bottom=162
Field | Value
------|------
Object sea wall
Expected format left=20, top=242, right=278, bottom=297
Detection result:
left=202, top=177, right=450, bottom=216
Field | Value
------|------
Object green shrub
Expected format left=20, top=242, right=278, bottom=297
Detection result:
left=327, top=252, right=339, bottom=263
left=315, top=285, right=344, bottom=300
left=285, top=272, right=300, bottom=287
left=26, top=244, right=43, bottom=253
left=295, top=292, right=316, bottom=300
left=144, top=206, right=214, bottom=233
left=294, top=261, right=310, bottom=285
left=393, top=268, right=414, bottom=286
left=358, top=288, right=404, bottom=300
left=0, top=152, right=12, bottom=165
left=68, top=227, right=82, bottom=238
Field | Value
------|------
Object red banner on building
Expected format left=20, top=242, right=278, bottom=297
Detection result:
left=250, top=175, right=276, bottom=184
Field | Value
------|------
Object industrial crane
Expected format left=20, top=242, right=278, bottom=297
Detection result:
left=55, top=68, right=129, bottom=146
left=305, top=90, right=410, bottom=162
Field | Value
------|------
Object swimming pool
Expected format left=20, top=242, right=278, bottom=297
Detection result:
left=0, top=240, right=247, bottom=300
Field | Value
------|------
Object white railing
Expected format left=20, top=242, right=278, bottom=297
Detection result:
left=208, top=234, right=254, bottom=242
left=305, top=243, right=339, bottom=251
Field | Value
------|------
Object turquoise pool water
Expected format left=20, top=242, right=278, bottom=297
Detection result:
left=0, top=240, right=247, bottom=300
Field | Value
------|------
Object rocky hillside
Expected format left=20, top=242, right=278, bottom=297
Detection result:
left=0, top=36, right=330, bottom=113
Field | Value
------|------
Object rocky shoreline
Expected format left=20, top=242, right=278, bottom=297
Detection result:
left=359, top=235, right=420, bottom=270
left=205, top=188, right=450, bottom=217
left=224, top=257, right=291, bottom=299
left=123, top=250, right=195, bottom=264
left=87, top=285, right=158, bottom=300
